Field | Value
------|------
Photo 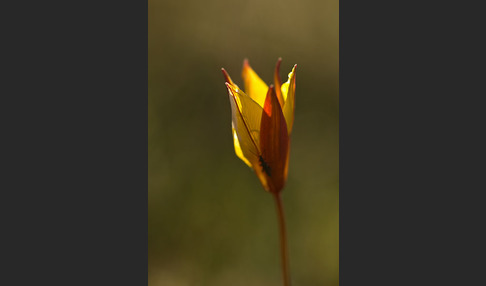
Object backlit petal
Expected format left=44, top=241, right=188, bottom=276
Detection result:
left=259, top=86, right=289, bottom=193
left=242, top=59, right=268, bottom=108
left=281, top=65, right=297, bottom=135
left=232, top=125, right=252, bottom=168
left=226, top=82, right=263, bottom=171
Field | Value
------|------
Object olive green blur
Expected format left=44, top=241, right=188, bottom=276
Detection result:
left=149, top=0, right=338, bottom=285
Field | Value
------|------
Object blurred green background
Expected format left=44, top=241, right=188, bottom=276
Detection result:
left=149, top=0, right=338, bottom=285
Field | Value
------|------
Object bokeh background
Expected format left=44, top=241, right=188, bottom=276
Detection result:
left=149, top=0, right=338, bottom=285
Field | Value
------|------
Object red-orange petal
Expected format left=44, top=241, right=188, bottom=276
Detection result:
left=221, top=68, right=236, bottom=86
left=273, top=58, right=285, bottom=108
left=259, top=85, right=290, bottom=193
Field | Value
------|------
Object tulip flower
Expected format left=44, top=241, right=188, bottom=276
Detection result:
left=222, top=58, right=296, bottom=194
left=222, top=58, right=297, bottom=286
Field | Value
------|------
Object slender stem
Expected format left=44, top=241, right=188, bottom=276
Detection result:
left=273, top=192, right=291, bottom=286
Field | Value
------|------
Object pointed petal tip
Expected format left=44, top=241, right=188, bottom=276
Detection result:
left=242, top=59, right=251, bottom=73
left=221, top=68, right=232, bottom=84
left=275, top=58, right=282, bottom=71
left=243, top=58, right=249, bottom=66
left=289, top=64, right=297, bottom=76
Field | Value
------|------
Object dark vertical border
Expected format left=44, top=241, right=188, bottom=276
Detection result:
left=75, top=1, right=149, bottom=284
left=2, top=1, right=148, bottom=284
left=340, top=1, right=429, bottom=283
left=340, top=1, right=482, bottom=285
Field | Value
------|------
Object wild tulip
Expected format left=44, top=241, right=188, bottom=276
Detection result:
left=222, top=58, right=296, bottom=193
left=222, top=58, right=297, bottom=286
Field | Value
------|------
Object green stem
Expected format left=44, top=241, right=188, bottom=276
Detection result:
left=273, top=192, right=290, bottom=286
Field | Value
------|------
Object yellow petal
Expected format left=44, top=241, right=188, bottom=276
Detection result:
left=241, top=59, right=268, bottom=108
left=281, top=65, right=297, bottom=134
left=232, top=125, right=252, bottom=168
left=226, top=82, right=263, bottom=170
